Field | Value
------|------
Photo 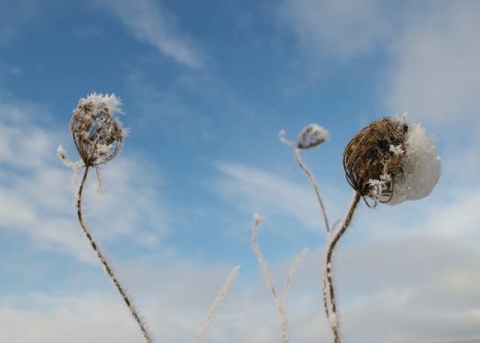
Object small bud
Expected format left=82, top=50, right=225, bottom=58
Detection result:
left=297, top=124, right=329, bottom=149
left=254, top=213, right=263, bottom=226
left=57, top=145, right=67, bottom=160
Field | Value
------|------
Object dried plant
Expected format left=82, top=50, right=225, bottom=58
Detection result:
left=323, top=192, right=361, bottom=343
left=281, top=115, right=441, bottom=343
left=343, top=117, right=408, bottom=206
left=280, top=124, right=331, bottom=234
left=59, top=93, right=241, bottom=343
left=58, top=93, right=153, bottom=343
left=70, top=93, right=126, bottom=167
left=252, top=214, right=309, bottom=343
left=344, top=115, right=442, bottom=206
left=193, top=266, right=240, bottom=343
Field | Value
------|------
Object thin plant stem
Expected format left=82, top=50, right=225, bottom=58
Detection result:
left=193, top=266, right=240, bottom=343
left=291, top=146, right=344, bottom=333
left=252, top=215, right=288, bottom=343
left=281, top=247, right=309, bottom=305
left=252, top=215, right=308, bottom=343
left=324, top=191, right=361, bottom=343
left=322, top=274, right=330, bottom=327
left=293, top=148, right=331, bottom=233
left=76, top=166, right=154, bottom=343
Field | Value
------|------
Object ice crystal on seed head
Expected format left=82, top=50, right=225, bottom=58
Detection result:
left=389, top=144, right=405, bottom=156
left=297, top=123, right=329, bottom=149
left=79, top=93, right=123, bottom=115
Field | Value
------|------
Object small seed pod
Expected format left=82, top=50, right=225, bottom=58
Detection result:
left=343, top=116, right=441, bottom=206
left=70, top=93, right=126, bottom=167
left=297, top=123, right=329, bottom=149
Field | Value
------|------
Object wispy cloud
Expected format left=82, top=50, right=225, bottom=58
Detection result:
left=0, top=60, right=22, bottom=79
left=0, top=0, right=40, bottom=46
left=72, top=24, right=104, bottom=39
left=3, top=235, right=480, bottom=342
left=335, top=234, right=480, bottom=343
left=212, top=162, right=346, bottom=233
left=382, top=2, right=480, bottom=128
left=94, top=0, right=205, bottom=69
left=277, top=0, right=392, bottom=62
left=0, top=100, right=171, bottom=263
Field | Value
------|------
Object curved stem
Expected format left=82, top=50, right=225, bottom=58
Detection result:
left=294, top=148, right=331, bottom=233
left=324, top=192, right=361, bottom=343
left=76, top=166, right=154, bottom=343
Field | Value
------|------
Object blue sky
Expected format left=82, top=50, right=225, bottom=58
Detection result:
left=1, top=1, right=480, bottom=342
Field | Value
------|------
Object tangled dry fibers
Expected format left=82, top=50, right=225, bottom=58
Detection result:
left=70, top=101, right=124, bottom=167
left=343, top=117, right=408, bottom=203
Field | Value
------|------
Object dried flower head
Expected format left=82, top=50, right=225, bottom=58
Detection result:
left=70, top=93, right=127, bottom=167
left=343, top=116, right=441, bottom=206
left=297, top=123, right=329, bottom=149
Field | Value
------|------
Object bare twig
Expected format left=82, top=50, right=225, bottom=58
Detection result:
left=252, top=214, right=308, bottom=343
left=252, top=215, right=287, bottom=343
left=193, top=266, right=240, bottom=343
left=282, top=247, right=309, bottom=306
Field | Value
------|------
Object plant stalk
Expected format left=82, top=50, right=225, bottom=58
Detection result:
left=76, top=166, right=153, bottom=343
left=324, top=191, right=361, bottom=343
left=294, top=148, right=331, bottom=233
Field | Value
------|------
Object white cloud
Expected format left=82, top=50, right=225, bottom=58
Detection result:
left=3, top=233, right=480, bottom=343
left=212, top=161, right=345, bottom=234
left=382, top=2, right=480, bottom=128
left=0, top=132, right=478, bottom=341
left=205, top=151, right=480, bottom=341
left=0, top=293, right=143, bottom=343
left=0, top=101, right=170, bottom=263
left=94, top=0, right=205, bottom=69
left=334, top=234, right=480, bottom=343
left=277, top=0, right=392, bottom=62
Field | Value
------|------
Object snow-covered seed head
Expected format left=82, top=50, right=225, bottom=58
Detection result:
left=343, top=116, right=441, bottom=206
left=70, top=93, right=126, bottom=167
left=297, top=123, right=329, bottom=149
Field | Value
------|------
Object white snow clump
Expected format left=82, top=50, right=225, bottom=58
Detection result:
left=387, top=123, right=441, bottom=205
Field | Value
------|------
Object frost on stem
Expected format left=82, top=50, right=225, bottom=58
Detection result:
left=343, top=115, right=441, bottom=206
left=193, top=266, right=240, bottom=343
left=252, top=214, right=308, bottom=343
left=279, top=124, right=331, bottom=233
left=57, top=145, right=83, bottom=171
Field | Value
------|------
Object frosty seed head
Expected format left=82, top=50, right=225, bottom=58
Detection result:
left=70, top=93, right=126, bottom=167
left=296, top=123, right=329, bottom=149
left=343, top=116, right=441, bottom=206
left=343, top=116, right=407, bottom=204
